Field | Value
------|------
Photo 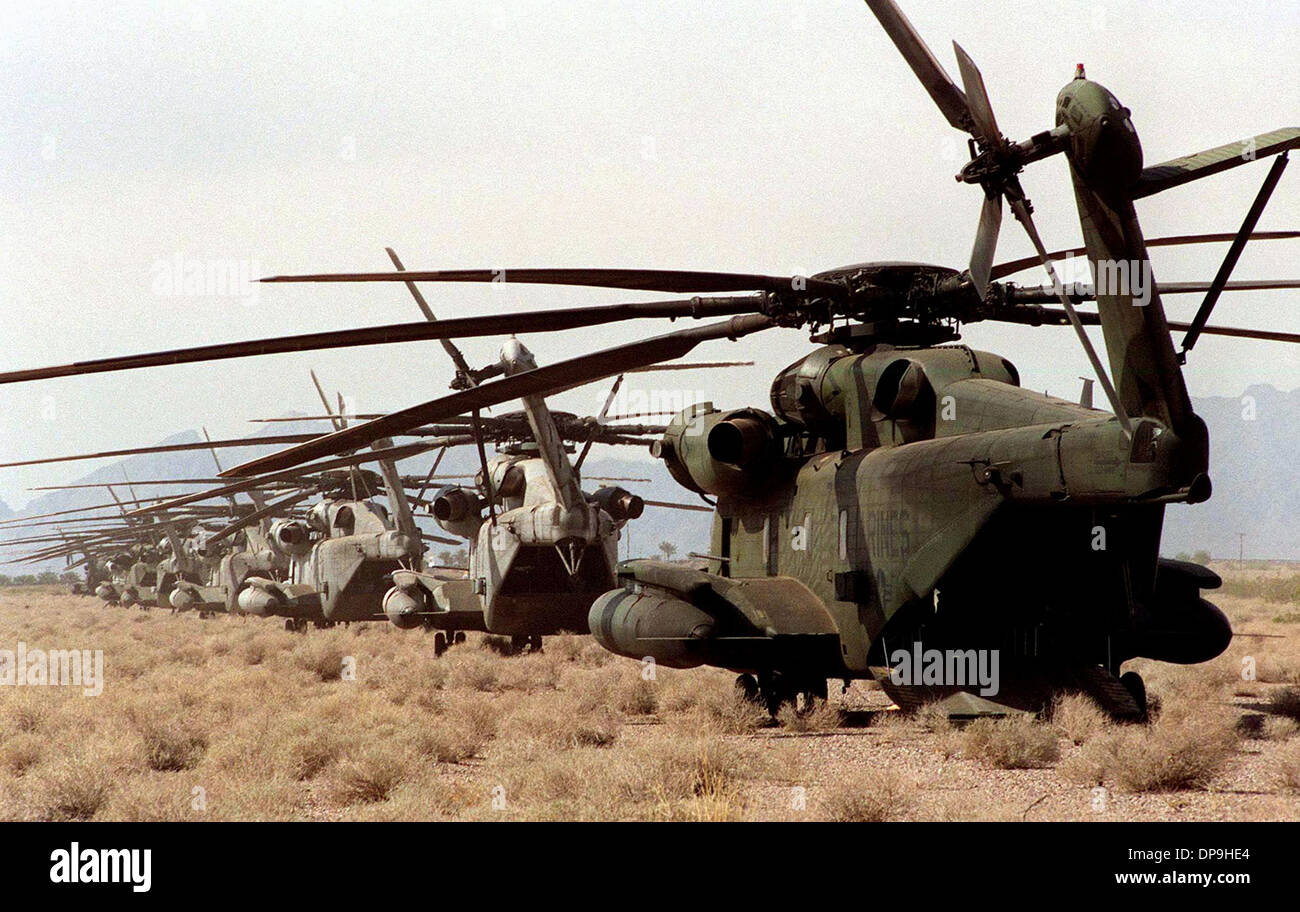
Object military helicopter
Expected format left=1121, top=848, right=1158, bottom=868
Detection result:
left=2, top=2, right=1297, bottom=714
left=116, top=395, right=465, bottom=631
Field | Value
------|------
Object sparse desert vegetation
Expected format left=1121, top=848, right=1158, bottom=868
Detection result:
left=0, top=559, right=1297, bottom=821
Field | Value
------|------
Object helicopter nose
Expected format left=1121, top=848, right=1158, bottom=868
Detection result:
left=499, top=336, right=533, bottom=366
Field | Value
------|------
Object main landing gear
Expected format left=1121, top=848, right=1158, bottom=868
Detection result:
left=736, top=671, right=828, bottom=717
left=433, top=631, right=468, bottom=657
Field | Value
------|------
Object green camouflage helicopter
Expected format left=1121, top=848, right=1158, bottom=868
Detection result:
left=1, top=1, right=1298, bottom=716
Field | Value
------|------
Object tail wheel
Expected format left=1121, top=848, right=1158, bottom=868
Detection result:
left=735, top=674, right=760, bottom=704
left=1119, top=671, right=1148, bottom=720
left=433, top=632, right=449, bottom=657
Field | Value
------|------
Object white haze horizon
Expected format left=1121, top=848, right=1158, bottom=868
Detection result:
left=1, top=1, right=1298, bottom=514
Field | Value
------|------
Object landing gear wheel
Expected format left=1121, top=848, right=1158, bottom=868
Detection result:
left=454, top=632, right=467, bottom=645
left=1119, top=672, right=1148, bottom=720
left=734, top=674, right=761, bottom=704
left=528, top=635, right=543, bottom=653
left=510, top=635, right=529, bottom=656
left=757, top=671, right=827, bottom=718
left=433, top=633, right=448, bottom=657
left=284, top=619, right=295, bottom=632
left=794, top=678, right=829, bottom=714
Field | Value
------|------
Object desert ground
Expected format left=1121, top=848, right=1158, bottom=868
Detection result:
left=0, top=562, right=1297, bottom=822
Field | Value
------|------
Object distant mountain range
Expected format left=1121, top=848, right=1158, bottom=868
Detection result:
left=2, top=384, right=1295, bottom=574
left=1162, top=384, right=1300, bottom=561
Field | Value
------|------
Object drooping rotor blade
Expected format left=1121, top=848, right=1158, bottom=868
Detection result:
left=1004, top=277, right=1300, bottom=305
left=625, top=360, right=754, bottom=372
left=0, top=434, right=322, bottom=471
left=970, top=193, right=1003, bottom=298
left=310, top=370, right=345, bottom=433
left=386, top=247, right=478, bottom=381
left=128, top=440, right=448, bottom=518
left=27, top=479, right=235, bottom=490
left=643, top=499, right=714, bottom=513
left=0, top=492, right=213, bottom=526
left=222, top=314, right=776, bottom=478
left=249, top=414, right=385, bottom=423
left=1167, top=321, right=1300, bottom=344
left=996, top=306, right=1300, bottom=345
left=990, top=230, right=1300, bottom=280
left=0, top=510, right=226, bottom=533
left=1182, top=153, right=1291, bottom=358
left=0, top=297, right=762, bottom=386
left=262, top=267, right=846, bottom=299
left=575, top=374, right=625, bottom=472
left=412, top=446, right=448, bottom=507
left=1162, top=279, right=1300, bottom=294
left=203, top=489, right=316, bottom=545
left=862, top=0, right=973, bottom=133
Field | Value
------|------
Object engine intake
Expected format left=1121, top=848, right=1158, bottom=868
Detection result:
left=591, top=486, right=644, bottom=522
left=653, top=404, right=784, bottom=496
left=268, top=519, right=314, bottom=557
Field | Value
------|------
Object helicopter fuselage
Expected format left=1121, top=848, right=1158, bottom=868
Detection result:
left=591, top=342, right=1229, bottom=713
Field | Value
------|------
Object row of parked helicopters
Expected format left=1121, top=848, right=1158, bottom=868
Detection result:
left=0, top=277, right=724, bottom=655
left=3, top=1, right=1299, bottom=715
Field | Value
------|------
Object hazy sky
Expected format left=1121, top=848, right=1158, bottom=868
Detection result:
left=1, top=0, right=1297, bottom=509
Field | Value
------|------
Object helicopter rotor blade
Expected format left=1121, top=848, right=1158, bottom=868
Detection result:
left=0, top=434, right=323, bottom=471
left=575, top=374, right=625, bottom=472
left=386, top=247, right=478, bottom=382
left=262, top=267, right=846, bottom=299
left=995, top=306, right=1300, bottom=345
left=1181, top=152, right=1290, bottom=358
left=990, top=230, right=1300, bottom=280
left=310, top=370, right=344, bottom=432
left=127, top=439, right=448, bottom=518
left=1003, top=277, right=1300, bottom=305
left=221, top=314, right=775, bottom=478
left=0, top=297, right=763, bottom=387
left=642, top=499, right=714, bottom=513
left=203, top=488, right=316, bottom=545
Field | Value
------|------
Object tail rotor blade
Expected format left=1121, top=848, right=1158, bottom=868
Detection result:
left=863, top=0, right=974, bottom=133
left=970, top=193, right=1003, bottom=298
left=951, top=41, right=1002, bottom=148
